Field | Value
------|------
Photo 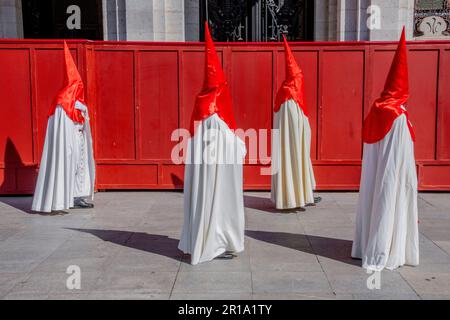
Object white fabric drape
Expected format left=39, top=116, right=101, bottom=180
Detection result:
left=179, top=114, right=247, bottom=265
left=32, top=102, right=95, bottom=212
left=271, top=99, right=316, bottom=209
left=352, top=113, right=419, bottom=271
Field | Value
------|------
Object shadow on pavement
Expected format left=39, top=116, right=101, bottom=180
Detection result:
left=68, top=228, right=183, bottom=261
left=245, top=230, right=360, bottom=266
left=244, top=195, right=305, bottom=214
left=0, top=196, right=35, bottom=214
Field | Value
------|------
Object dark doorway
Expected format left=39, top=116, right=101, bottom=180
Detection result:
left=200, top=0, right=314, bottom=42
left=22, top=0, right=103, bottom=40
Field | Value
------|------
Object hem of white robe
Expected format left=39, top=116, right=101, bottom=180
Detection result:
left=352, top=252, right=419, bottom=271
left=31, top=201, right=73, bottom=213
left=362, top=262, right=419, bottom=272
left=178, top=245, right=245, bottom=265
left=271, top=196, right=317, bottom=210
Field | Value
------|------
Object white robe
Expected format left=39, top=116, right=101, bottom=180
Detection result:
left=32, top=101, right=95, bottom=212
left=179, top=114, right=247, bottom=265
left=352, top=113, right=419, bottom=271
left=271, top=99, right=316, bottom=209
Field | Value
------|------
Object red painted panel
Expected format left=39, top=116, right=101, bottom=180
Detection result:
left=0, top=40, right=449, bottom=193
left=321, top=51, right=364, bottom=160
left=420, top=165, right=450, bottom=189
left=371, top=49, right=438, bottom=160
left=16, top=167, right=37, bottom=192
left=314, top=164, right=361, bottom=189
left=34, top=48, right=78, bottom=160
left=138, top=51, right=179, bottom=160
left=97, top=164, right=158, bottom=187
left=95, top=50, right=135, bottom=160
left=408, top=50, right=438, bottom=160
left=160, top=164, right=184, bottom=187
left=181, top=51, right=203, bottom=131
left=437, top=50, right=450, bottom=160
left=0, top=169, right=15, bottom=193
left=181, top=50, right=223, bottom=131
left=243, top=165, right=271, bottom=188
left=369, top=50, right=393, bottom=119
left=231, top=51, right=273, bottom=164
left=277, top=50, right=318, bottom=159
left=0, top=49, right=33, bottom=166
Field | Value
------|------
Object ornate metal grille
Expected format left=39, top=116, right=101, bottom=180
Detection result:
left=414, top=0, right=450, bottom=37
left=200, top=0, right=314, bottom=42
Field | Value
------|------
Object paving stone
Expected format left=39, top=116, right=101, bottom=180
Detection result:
left=252, top=293, right=338, bottom=300
left=173, top=272, right=252, bottom=294
left=1, top=192, right=450, bottom=300
left=171, top=293, right=252, bottom=300
left=326, top=271, right=416, bottom=295
left=399, top=271, right=450, bottom=296
left=95, top=270, right=177, bottom=293
left=88, top=290, right=170, bottom=300
left=252, top=271, right=332, bottom=294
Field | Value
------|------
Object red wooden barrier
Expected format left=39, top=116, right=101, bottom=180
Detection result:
left=1, top=39, right=449, bottom=194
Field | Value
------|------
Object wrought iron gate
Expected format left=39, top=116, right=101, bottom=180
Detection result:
left=200, top=0, right=314, bottom=42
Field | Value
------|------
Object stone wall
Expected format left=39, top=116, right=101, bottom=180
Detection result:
left=102, top=0, right=185, bottom=41
left=0, top=0, right=23, bottom=38
left=315, top=0, right=415, bottom=41
left=1, top=0, right=448, bottom=42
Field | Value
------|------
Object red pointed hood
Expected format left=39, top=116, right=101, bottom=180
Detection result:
left=190, top=22, right=237, bottom=135
left=274, top=35, right=307, bottom=115
left=48, top=41, right=85, bottom=123
left=363, top=28, right=415, bottom=143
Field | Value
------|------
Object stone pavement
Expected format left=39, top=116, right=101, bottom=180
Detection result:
left=0, top=192, right=449, bottom=300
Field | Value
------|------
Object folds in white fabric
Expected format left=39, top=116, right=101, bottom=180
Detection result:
left=32, top=104, right=95, bottom=212
left=179, top=114, right=247, bottom=265
left=271, top=99, right=316, bottom=209
left=352, top=114, right=419, bottom=271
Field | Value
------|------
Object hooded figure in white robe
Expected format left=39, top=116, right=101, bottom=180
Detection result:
left=352, top=28, right=419, bottom=271
left=178, top=23, right=247, bottom=265
left=271, top=35, right=318, bottom=210
left=32, top=41, right=95, bottom=213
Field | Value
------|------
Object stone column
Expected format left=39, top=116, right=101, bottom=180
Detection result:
left=163, top=0, right=185, bottom=41
left=314, top=0, right=330, bottom=41
left=125, top=0, right=154, bottom=41
left=367, top=0, right=414, bottom=40
left=0, top=0, right=23, bottom=38
left=184, top=0, right=199, bottom=41
left=102, top=0, right=185, bottom=41
left=103, top=0, right=128, bottom=40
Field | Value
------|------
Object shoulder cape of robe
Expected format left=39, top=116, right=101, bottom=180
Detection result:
left=179, top=114, right=247, bottom=265
left=32, top=103, right=95, bottom=212
left=271, top=99, right=316, bottom=209
left=352, top=113, right=419, bottom=271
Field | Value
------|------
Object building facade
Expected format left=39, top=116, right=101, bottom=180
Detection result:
left=1, top=0, right=449, bottom=41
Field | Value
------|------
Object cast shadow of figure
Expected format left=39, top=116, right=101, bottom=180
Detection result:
left=170, top=173, right=183, bottom=189
left=244, top=195, right=305, bottom=214
left=0, top=138, right=36, bottom=214
left=245, top=230, right=359, bottom=266
left=68, top=228, right=183, bottom=261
